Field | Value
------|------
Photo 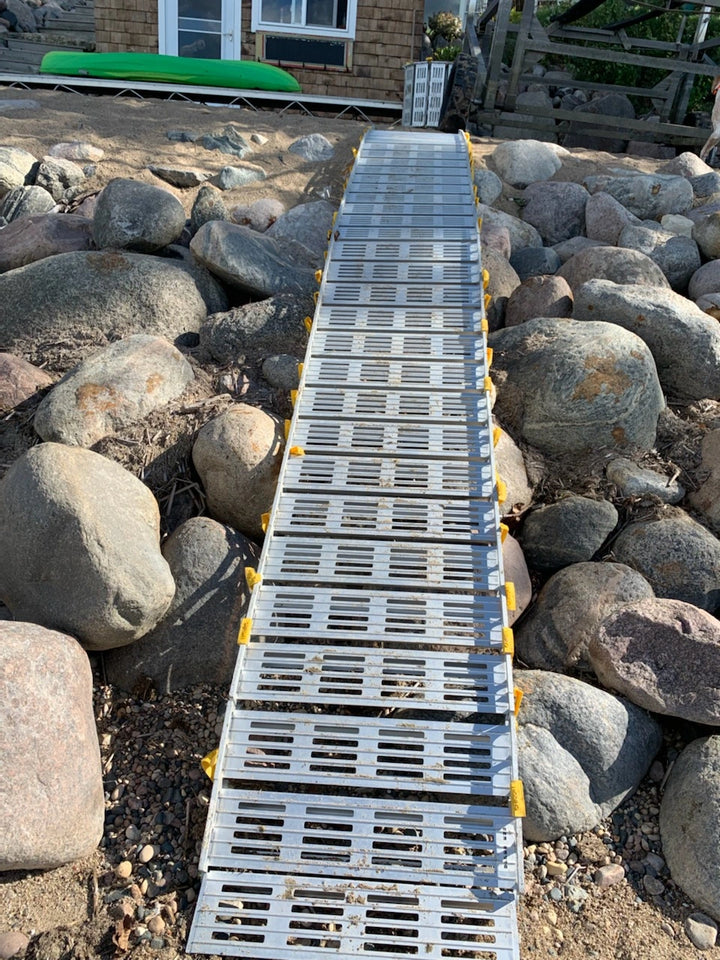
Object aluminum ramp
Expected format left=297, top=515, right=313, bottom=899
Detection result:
left=187, top=129, right=524, bottom=960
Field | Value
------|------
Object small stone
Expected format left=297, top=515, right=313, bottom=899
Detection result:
left=138, top=844, right=155, bottom=864
left=115, top=860, right=133, bottom=879
left=594, top=863, right=625, bottom=887
left=150, top=938, right=166, bottom=949
left=185, top=886, right=196, bottom=903
left=108, top=901, right=135, bottom=921
left=251, top=133, right=269, bottom=145
left=147, top=915, right=166, bottom=936
left=685, top=913, right=718, bottom=950
left=661, top=921, right=675, bottom=936
left=546, top=861, right=567, bottom=877
left=642, top=874, right=665, bottom=896
left=125, top=825, right=141, bottom=842
left=0, top=931, right=30, bottom=960
left=548, top=887, right=563, bottom=901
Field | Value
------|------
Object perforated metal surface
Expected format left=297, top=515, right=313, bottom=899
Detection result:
left=188, top=130, right=521, bottom=960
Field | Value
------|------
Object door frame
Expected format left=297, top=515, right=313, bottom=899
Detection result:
left=159, top=0, right=242, bottom=59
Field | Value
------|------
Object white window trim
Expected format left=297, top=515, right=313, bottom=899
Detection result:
left=251, top=0, right=357, bottom=39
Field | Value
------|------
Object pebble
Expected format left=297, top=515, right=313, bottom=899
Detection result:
left=0, top=931, right=30, bottom=960
left=125, top=824, right=141, bottom=842
left=594, top=863, right=625, bottom=887
left=147, top=915, right=166, bottom=936
left=546, top=862, right=567, bottom=877
left=138, top=844, right=155, bottom=864
left=642, top=874, right=665, bottom=896
left=115, top=860, right=133, bottom=879
left=685, top=913, right=718, bottom=950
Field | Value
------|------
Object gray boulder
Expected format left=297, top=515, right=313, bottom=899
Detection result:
left=557, top=245, right=670, bottom=292
left=612, top=511, right=720, bottom=612
left=217, top=162, right=266, bottom=189
left=660, top=737, right=720, bottom=923
left=517, top=669, right=662, bottom=842
left=0, top=622, right=104, bottom=871
left=573, top=279, right=720, bottom=401
left=481, top=225, right=511, bottom=260
left=516, top=561, right=654, bottom=672
left=490, top=140, right=565, bottom=188
left=590, top=598, right=720, bottom=724
left=49, top=141, right=104, bottom=163
left=690, top=430, right=720, bottom=532
left=503, top=534, right=532, bottom=624
left=34, top=335, right=194, bottom=447
left=692, top=210, right=720, bottom=260
left=505, top=275, right=573, bottom=326
left=231, top=197, right=285, bottom=232
left=582, top=173, right=693, bottom=219
left=689, top=171, right=720, bottom=204
left=585, top=192, right=641, bottom=245
left=521, top=181, right=588, bottom=245
left=192, top=404, right=284, bottom=540
left=148, top=164, right=208, bottom=188
left=288, top=133, right=335, bottom=161
left=34, top=156, right=85, bottom=202
left=564, top=94, right=635, bottom=152
left=478, top=203, right=543, bottom=254
left=93, top=178, right=186, bottom=252
left=617, top=225, right=700, bottom=292
left=265, top=199, right=336, bottom=263
left=658, top=152, right=712, bottom=178
left=473, top=167, right=502, bottom=205
left=0, top=352, right=53, bottom=412
left=190, top=183, right=229, bottom=235
left=606, top=457, right=685, bottom=503
left=660, top=213, right=694, bottom=237
left=104, top=517, right=259, bottom=693
left=689, top=259, right=720, bottom=301
left=0, top=184, right=54, bottom=222
left=0, top=213, right=93, bottom=273
left=488, top=318, right=664, bottom=456
left=3, top=0, right=35, bottom=31
left=0, top=146, right=36, bottom=197
left=0, top=251, right=226, bottom=362
left=0, top=443, right=175, bottom=649
left=494, top=423, right=533, bottom=513
left=520, top=495, right=618, bottom=573
left=484, top=247, right=521, bottom=330
left=553, top=236, right=605, bottom=263
left=201, top=292, right=313, bottom=363
left=262, top=353, right=301, bottom=390
left=509, top=246, right=561, bottom=281
left=191, top=220, right=316, bottom=297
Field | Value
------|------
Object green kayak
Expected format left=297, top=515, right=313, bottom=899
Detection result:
left=39, top=51, right=301, bottom=92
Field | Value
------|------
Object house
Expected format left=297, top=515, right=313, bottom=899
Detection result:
left=93, top=0, right=425, bottom=102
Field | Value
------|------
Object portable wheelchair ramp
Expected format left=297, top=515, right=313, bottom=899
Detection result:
left=187, top=129, right=524, bottom=960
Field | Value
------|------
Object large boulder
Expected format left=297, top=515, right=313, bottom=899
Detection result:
left=478, top=204, right=543, bottom=254
left=265, top=199, right=336, bottom=262
left=200, top=293, right=313, bottom=363
left=505, top=275, right=573, bottom=327
left=689, top=259, right=720, bottom=301
left=516, top=561, right=654, bottom=672
left=612, top=511, right=720, bottom=612
left=0, top=622, right=104, bottom=871
left=584, top=192, right=641, bottom=245
left=191, top=220, right=316, bottom=297
left=590, top=598, right=720, bottom=724
left=488, top=318, right=665, bottom=456
left=193, top=404, right=284, bottom=540
left=0, top=353, right=53, bottom=411
left=573, top=279, right=720, bottom=402
left=483, top=247, right=521, bottom=330
left=104, top=517, right=259, bottom=693
left=0, top=184, right=55, bottom=223
left=503, top=534, right=531, bottom=625
left=34, top=335, right=195, bottom=447
left=557, top=245, right=670, bottom=292
left=34, top=156, right=85, bottom=203
left=0, top=250, right=228, bottom=364
left=520, top=495, right=618, bottom=573
left=690, top=430, right=720, bottom=531
left=565, top=94, right=635, bottom=152
left=0, top=146, right=37, bottom=198
left=0, top=443, right=175, bottom=649
left=520, top=181, right=588, bottom=245
left=0, top=213, right=93, bottom=273
left=490, top=140, right=565, bottom=188
left=617, top=225, right=700, bottom=292
left=660, top=737, right=720, bottom=922
left=509, top=246, right=561, bottom=282
left=93, top=178, right=186, bottom=252
left=517, top=670, right=662, bottom=842
left=692, top=210, right=720, bottom=260
left=582, top=173, right=693, bottom=219
left=494, top=424, right=533, bottom=513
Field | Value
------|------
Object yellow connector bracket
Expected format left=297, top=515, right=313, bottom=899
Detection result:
left=499, top=522, right=509, bottom=543
left=486, top=347, right=493, bottom=369
left=201, top=748, right=218, bottom=781
left=505, top=581, right=517, bottom=611
left=482, top=268, right=490, bottom=290
left=290, top=390, right=298, bottom=407
left=496, top=476, right=507, bottom=505
left=481, top=318, right=489, bottom=334
left=484, top=292, right=492, bottom=311
left=510, top=780, right=526, bottom=818
left=245, top=567, right=262, bottom=591
left=261, top=512, right=270, bottom=534
left=289, top=445, right=305, bottom=457
left=237, top=617, right=253, bottom=645
left=314, top=269, right=323, bottom=284
left=297, top=362, right=304, bottom=378
left=484, top=376, right=493, bottom=393
left=304, top=316, right=313, bottom=332
left=502, top=626, right=514, bottom=656
left=493, top=426, right=502, bottom=448
left=514, top=687, right=524, bottom=716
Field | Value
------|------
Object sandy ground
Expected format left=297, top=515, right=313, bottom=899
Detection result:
left=0, top=83, right=713, bottom=960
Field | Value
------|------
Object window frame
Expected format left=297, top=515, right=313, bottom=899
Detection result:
left=250, top=0, right=357, bottom=40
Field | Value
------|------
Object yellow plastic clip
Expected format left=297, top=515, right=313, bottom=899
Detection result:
left=501, top=626, right=514, bottom=655
left=261, top=512, right=270, bottom=533
left=484, top=376, right=493, bottom=393
left=201, top=748, right=218, bottom=781
left=496, top=475, right=507, bottom=505
left=290, top=390, right=298, bottom=407
left=314, top=269, right=323, bottom=284
left=481, top=318, right=489, bottom=334
left=477, top=216, right=483, bottom=230
left=238, top=617, right=253, bottom=645
left=304, top=316, right=313, bottom=333
left=513, top=687, right=524, bottom=716
left=484, top=293, right=492, bottom=311
left=510, top=779, right=526, bottom=818
left=505, top=581, right=517, bottom=611
left=482, top=268, right=490, bottom=290
left=352, top=146, right=358, bottom=158
left=332, top=211, right=337, bottom=225
left=493, top=426, right=502, bottom=448
left=289, top=445, right=305, bottom=457
left=499, top=522, right=509, bottom=543
left=245, top=567, right=262, bottom=591
left=486, top=347, right=493, bottom=369
left=297, top=362, right=304, bottom=378
left=313, top=291, right=319, bottom=305
left=284, top=419, right=291, bottom=441
left=327, top=230, right=332, bottom=241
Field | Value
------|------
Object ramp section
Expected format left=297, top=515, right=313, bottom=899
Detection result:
left=187, top=129, right=522, bottom=960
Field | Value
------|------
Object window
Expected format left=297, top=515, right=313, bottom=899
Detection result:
left=251, top=0, right=356, bottom=38
left=262, top=33, right=349, bottom=68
